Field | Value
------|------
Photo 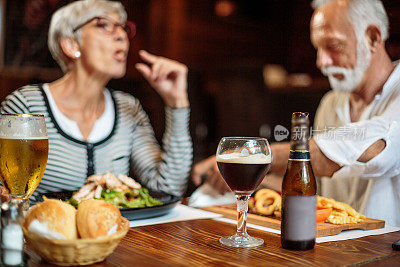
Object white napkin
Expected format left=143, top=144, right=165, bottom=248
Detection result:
left=129, top=204, right=222, bottom=227
left=188, top=183, right=236, bottom=207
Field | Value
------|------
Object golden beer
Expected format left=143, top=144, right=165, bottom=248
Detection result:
left=0, top=137, right=48, bottom=198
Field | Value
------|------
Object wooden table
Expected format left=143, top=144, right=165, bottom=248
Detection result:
left=26, top=216, right=400, bottom=266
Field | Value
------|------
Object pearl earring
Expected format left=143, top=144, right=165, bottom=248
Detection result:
left=74, top=51, right=81, bottom=58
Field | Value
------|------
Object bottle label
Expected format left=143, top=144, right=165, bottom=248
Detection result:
left=289, top=150, right=310, bottom=161
left=282, top=195, right=316, bottom=241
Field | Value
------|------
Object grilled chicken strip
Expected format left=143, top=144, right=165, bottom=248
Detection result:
left=72, top=183, right=97, bottom=202
left=117, top=174, right=142, bottom=189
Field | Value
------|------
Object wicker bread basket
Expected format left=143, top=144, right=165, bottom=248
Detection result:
left=23, top=217, right=129, bottom=266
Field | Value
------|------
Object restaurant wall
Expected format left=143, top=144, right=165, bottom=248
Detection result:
left=0, top=0, right=399, bottom=173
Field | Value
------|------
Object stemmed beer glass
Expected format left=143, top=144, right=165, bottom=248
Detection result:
left=216, top=137, right=271, bottom=247
left=0, top=114, right=48, bottom=210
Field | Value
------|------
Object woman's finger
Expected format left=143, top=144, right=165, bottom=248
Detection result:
left=151, top=61, right=162, bottom=80
left=139, top=50, right=159, bottom=64
left=135, top=63, right=153, bottom=82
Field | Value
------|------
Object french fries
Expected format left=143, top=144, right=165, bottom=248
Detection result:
left=317, top=196, right=366, bottom=225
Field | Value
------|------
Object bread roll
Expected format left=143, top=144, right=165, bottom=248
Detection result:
left=24, top=199, right=77, bottom=240
left=77, top=199, right=122, bottom=238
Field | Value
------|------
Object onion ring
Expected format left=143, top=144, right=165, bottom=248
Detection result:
left=255, top=189, right=281, bottom=216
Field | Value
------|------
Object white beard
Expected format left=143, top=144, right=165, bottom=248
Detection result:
left=321, top=38, right=371, bottom=92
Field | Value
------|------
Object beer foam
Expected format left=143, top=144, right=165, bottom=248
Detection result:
left=216, top=153, right=272, bottom=164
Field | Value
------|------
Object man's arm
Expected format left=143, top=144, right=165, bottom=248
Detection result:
left=357, top=139, right=386, bottom=163
left=269, top=138, right=385, bottom=177
left=309, top=138, right=341, bottom=177
left=190, top=133, right=387, bottom=193
left=268, top=142, right=290, bottom=175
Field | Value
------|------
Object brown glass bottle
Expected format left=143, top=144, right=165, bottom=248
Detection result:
left=281, top=112, right=317, bottom=250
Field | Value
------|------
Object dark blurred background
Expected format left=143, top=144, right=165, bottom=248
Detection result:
left=0, top=0, right=399, bottom=193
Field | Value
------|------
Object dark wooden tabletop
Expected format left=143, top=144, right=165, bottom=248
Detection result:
left=26, top=218, right=400, bottom=266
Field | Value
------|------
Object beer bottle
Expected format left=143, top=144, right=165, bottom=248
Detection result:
left=281, top=112, right=317, bottom=250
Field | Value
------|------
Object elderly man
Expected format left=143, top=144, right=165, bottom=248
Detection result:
left=191, top=0, right=400, bottom=227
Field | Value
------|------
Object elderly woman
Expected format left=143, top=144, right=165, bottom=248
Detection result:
left=0, top=0, right=192, bottom=202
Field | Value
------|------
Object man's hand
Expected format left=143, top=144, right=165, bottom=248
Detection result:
left=135, top=50, right=189, bottom=108
left=269, top=139, right=341, bottom=177
left=192, top=155, right=230, bottom=194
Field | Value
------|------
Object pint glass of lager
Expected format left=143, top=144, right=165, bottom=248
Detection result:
left=0, top=114, right=48, bottom=209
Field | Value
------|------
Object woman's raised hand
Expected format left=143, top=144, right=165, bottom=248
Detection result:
left=135, top=50, right=189, bottom=108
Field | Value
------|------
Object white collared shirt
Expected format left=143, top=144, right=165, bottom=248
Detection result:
left=314, top=62, right=400, bottom=226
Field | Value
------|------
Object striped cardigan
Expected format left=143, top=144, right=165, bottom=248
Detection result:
left=0, top=84, right=192, bottom=202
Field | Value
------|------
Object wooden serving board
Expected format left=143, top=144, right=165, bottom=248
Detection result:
left=202, top=204, right=385, bottom=237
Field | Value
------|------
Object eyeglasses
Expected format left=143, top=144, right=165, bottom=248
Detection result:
left=73, top=16, right=136, bottom=39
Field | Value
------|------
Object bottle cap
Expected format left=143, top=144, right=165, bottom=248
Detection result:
left=291, top=112, right=309, bottom=126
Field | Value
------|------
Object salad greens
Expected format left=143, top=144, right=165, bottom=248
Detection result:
left=68, top=187, right=163, bottom=208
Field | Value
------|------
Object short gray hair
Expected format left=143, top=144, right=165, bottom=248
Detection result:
left=312, top=0, right=389, bottom=42
left=48, top=0, right=127, bottom=72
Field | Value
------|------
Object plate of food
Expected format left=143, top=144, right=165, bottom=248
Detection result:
left=202, top=189, right=385, bottom=237
left=37, top=172, right=181, bottom=221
